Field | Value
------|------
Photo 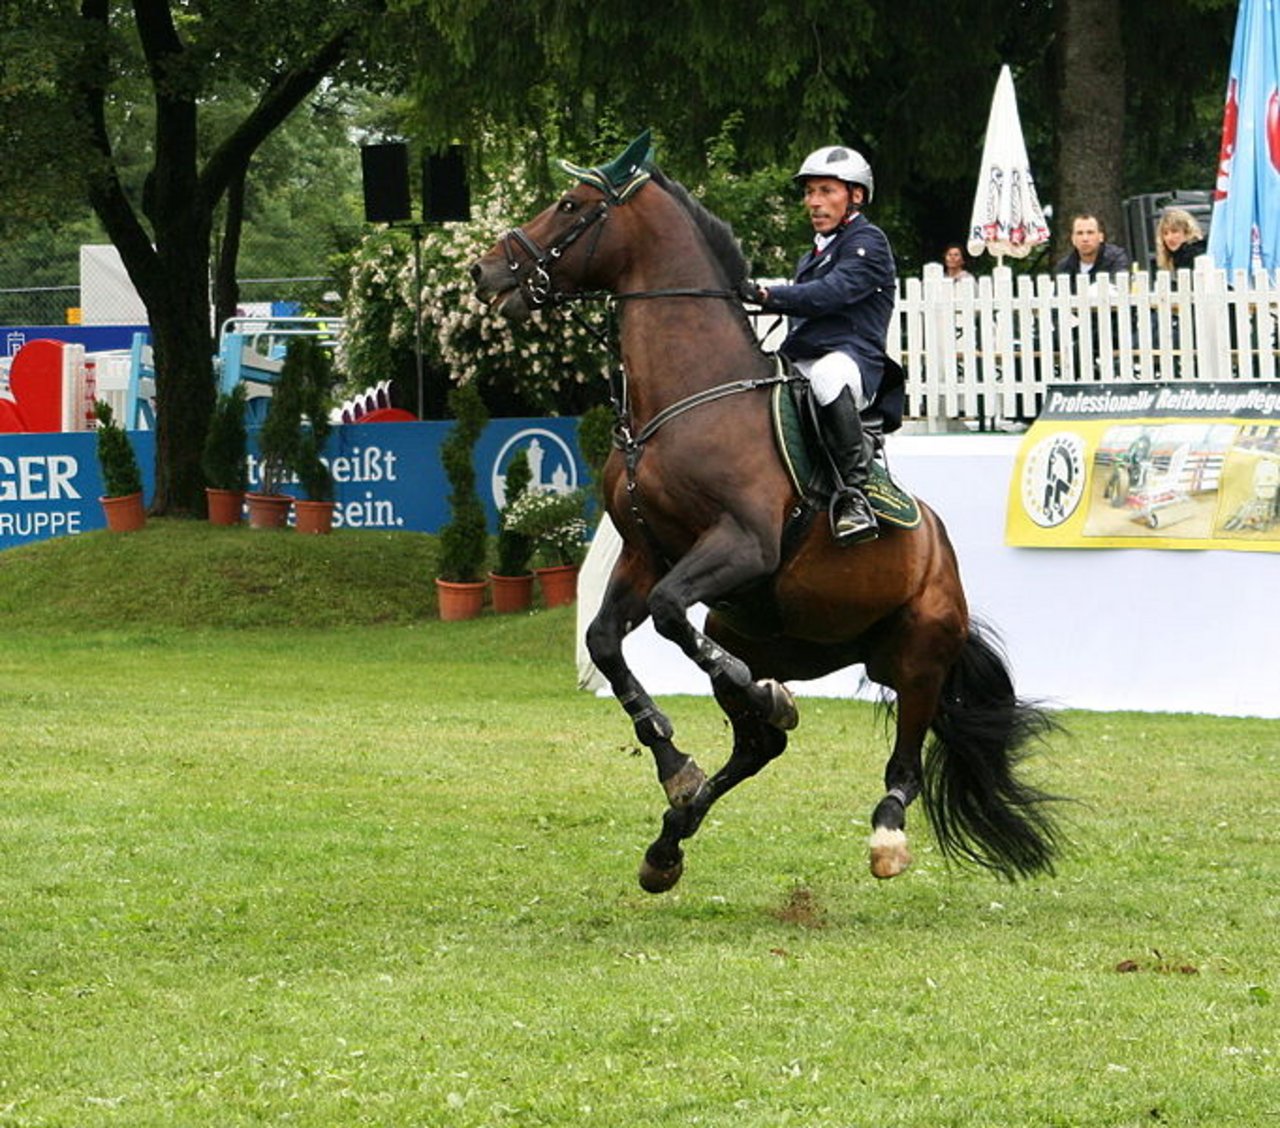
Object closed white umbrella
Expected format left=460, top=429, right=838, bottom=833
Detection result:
left=967, top=65, right=1050, bottom=266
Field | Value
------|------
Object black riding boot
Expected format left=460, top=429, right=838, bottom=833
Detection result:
left=819, top=387, right=879, bottom=545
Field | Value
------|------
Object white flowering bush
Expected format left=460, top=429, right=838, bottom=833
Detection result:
left=502, top=488, right=589, bottom=568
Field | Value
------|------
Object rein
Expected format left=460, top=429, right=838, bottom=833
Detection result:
left=619, top=372, right=789, bottom=449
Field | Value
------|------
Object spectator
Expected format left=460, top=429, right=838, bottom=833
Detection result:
left=1054, top=213, right=1131, bottom=279
left=941, top=242, right=974, bottom=282
left=1154, top=208, right=1207, bottom=271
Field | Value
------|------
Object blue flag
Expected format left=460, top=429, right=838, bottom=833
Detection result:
left=1209, top=0, right=1280, bottom=274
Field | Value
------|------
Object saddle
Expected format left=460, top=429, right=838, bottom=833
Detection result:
left=770, top=361, right=921, bottom=532
left=704, top=365, right=921, bottom=632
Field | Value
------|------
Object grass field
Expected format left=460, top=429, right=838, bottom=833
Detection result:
left=1, top=524, right=1276, bottom=1126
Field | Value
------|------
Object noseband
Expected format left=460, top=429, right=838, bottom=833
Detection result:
left=502, top=200, right=611, bottom=309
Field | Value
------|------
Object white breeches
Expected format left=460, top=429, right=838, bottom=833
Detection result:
left=793, top=352, right=868, bottom=408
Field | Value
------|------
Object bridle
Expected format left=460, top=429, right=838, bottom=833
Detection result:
left=500, top=195, right=744, bottom=310
left=501, top=200, right=611, bottom=310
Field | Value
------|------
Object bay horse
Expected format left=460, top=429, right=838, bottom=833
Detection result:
left=471, top=138, right=1061, bottom=893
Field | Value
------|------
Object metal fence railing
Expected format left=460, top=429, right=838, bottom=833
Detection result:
left=0, top=277, right=338, bottom=330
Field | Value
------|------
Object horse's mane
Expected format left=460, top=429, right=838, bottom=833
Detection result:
left=650, top=168, right=750, bottom=289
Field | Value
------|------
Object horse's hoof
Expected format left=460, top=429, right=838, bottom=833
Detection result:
left=638, top=855, right=684, bottom=894
left=869, top=827, right=912, bottom=879
left=661, top=759, right=706, bottom=808
left=761, top=678, right=799, bottom=731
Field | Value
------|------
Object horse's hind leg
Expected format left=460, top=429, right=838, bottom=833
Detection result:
left=866, top=612, right=961, bottom=879
left=868, top=681, right=936, bottom=879
left=585, top=555, right=706, bottom=808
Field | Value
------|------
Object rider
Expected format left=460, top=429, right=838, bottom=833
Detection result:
left=755, top=146, right=897, bottom=544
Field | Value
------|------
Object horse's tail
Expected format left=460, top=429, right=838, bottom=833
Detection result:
left=921, top=621, right=1063, bottom=880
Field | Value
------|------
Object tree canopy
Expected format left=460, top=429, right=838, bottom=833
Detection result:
left=2, top=0, right=386, bottom=513
left=400, top=0, right=1236, bottom=266
left=0, top=0, right=1241, bottom=512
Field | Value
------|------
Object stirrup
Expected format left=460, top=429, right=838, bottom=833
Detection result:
left=830, top=489, right=879, bottom=545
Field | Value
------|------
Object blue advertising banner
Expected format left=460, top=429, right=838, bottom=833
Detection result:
left=0, top=430, right=156, bottom=546
left=0, top=418, right=586, bottom=551
left=3, top=325, right=149, bottom=358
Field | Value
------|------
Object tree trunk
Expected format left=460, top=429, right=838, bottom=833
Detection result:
left=1054, top=0, right=1127, bottom=259
left=74, top=2, right=361, bottom=514
left=214, top=169, right=246, bottom=335
left=147, top=222, right=217, bottom=517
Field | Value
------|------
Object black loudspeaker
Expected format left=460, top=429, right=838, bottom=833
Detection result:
left=425, top=146, right=471, bottom=223
left=361, top=143, right=412, bottom=223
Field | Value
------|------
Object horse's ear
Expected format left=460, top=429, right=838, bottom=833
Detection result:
left=608, top=130, right=655, bottom=179
left=559, top=129, right=655, bottom=203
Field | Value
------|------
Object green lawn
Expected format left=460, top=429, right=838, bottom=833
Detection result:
left=0, top=524, right=1276, bottom=1126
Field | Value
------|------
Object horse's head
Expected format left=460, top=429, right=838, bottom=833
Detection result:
left=471, top=132, right=656, bottom=321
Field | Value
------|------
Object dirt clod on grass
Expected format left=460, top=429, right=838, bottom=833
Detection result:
left=771, top=885, right=827, bottom=930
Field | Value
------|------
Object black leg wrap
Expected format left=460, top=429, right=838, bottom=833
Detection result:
left=695, top=636, right=751, bottom=690
left=620, top=690, right=673, bottom=745
left=632, top=708, right=673, bottom=746
left=871, top=788, right=910, bottom=831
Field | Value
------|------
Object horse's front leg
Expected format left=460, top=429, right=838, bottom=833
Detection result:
left=585, top=549, right=706, bottom=809
left=639, top=708, right=788, bottom=893
left=638, top=624, right=795, bottom=893
left=630, top=527, right=799, bottom=893
left=646, top=525, right=798, bottom=732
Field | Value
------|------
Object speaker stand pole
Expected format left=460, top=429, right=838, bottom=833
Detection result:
left=412, top=223, right=425, bottom=419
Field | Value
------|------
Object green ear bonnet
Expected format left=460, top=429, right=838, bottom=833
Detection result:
left=558, top=129, right=655, bottom=203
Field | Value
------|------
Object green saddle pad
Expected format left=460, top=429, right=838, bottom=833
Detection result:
left=771, top=379, right=921, bottom=530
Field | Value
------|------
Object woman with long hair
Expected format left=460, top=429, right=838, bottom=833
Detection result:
left=1154, top=208, right=1206, bottom=271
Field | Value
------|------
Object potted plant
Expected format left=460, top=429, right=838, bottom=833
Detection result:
left=435, top=383, right=490, bottom=620
left=93, top=400, right=146, bottom=532
left=489, top=449, right=535, bottom=613
left=577, top=403, right=615, bottom=508
left=247, top=338, right=334, bottom=530
left=247, top=367, right=298, bottom=529
left=504, top=487, right=589, bottom=608
left=202, top=383, right=248, bottom=525
left=284, top=339, right=336, bottom=535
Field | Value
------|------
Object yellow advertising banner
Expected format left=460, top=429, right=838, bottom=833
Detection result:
left=1006, top=383, right=1280, bottom=551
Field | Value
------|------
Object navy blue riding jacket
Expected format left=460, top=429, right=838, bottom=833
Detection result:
left=760, top=213, right=902, bottom=428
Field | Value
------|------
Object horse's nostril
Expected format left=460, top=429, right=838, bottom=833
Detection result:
left=469, top=262, right=483, bottom=284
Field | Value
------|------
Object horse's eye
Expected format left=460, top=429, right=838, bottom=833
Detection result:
left=558, top=198, right=577, bottom=214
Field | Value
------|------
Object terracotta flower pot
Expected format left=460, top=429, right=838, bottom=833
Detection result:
left=488, top=572, right=535, bottom=614
left=100, top=491, right=146, bottom=533
left=535, top=564, right=579, bottom=608
left=205, top=487, right=245, bottom=526
left=245, top=491, right=292, bottom=529
left=436, top=578, right=488, bottom=621
left=294, top=499, right=336, bottom=535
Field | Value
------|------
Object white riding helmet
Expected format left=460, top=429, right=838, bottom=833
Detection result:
left=793, top=145, right=874, bottom=204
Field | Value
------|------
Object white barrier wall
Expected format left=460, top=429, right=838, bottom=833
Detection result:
left=577, top=435, right=1278, bottom=718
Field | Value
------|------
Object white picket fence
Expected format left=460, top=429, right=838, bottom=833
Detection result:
left=891, top=261, right=1280, bottom=427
